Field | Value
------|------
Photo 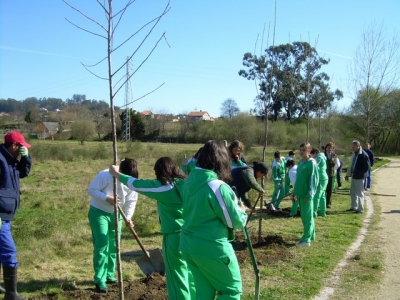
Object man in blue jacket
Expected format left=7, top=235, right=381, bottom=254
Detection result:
left=345, top=140, right=370, bottom=214
left=0, top=131, right=32, bottom=300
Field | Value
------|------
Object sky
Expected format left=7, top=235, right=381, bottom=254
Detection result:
left=0, top=0, right=399, bottom=118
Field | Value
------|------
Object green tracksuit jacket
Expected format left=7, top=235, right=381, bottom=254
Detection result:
left=180, top=168, right=247, bottom=257
left=119, top=175, right=193, bottom=300
left=314, top=153, right=329, bottom=216
left=271, top=158, right=286, bottom=207
left=293, top=158, right=319, bottom=243
left=180, top=168, right=247, bottom=299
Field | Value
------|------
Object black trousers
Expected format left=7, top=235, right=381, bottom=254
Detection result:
left=326, top=176, right=334, bottom=206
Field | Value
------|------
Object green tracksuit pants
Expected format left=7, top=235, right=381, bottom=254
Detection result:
left=284, top=174, right=291, bottom=197
left=163, top=233, right=195, bottom=300
left=314, top=179, right=328, bottom=217
left=290, top=198, right=299, bottom=217
left=88, top=206, right=121, bottom=289
left=298, top=197, right=316, bottom=243
left=271, top=180, right=284, bottom=208
left=182, top=251, right=242, bottom=300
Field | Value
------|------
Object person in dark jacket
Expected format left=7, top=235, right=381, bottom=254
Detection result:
left=345, top=140, right=370, bottom=214
left=0, top=131, right=32, bottom=300
left=364, top=143, right=374, bottom=190
left=336, top=158, right=344, bottom=189
left=229, top=161, right=268, bottom=210
left=324, top=142, right=340, bottom=208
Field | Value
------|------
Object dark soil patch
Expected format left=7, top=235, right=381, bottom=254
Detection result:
left=29, top=233, right=292, bottom=299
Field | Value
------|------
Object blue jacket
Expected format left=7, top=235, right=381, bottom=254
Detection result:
left=0, top=145, right=32, bottom=221
left=346, top=147, right=370, bottom=180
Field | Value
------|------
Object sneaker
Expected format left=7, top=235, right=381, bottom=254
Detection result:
left=95, top=284, right=108, bottom=294
left=268, top=203, right=276, bottom=211
left=326, top=205, right=331, bottom=208
left=297, top=241, right=311, bottom=247
left=346, top=208, right=356, bottom=212
left=354, top=211, right=363, bottom=214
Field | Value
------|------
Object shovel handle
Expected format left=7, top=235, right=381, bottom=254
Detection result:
left=117, top=205, right=151, bottom=259
left=245, top=194, right=262, bottom=226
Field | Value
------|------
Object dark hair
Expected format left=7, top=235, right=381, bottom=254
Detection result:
left=252, top=161, right=268, bottom=175
left=274, top=151, right=281, bottom=159
left=325, top=142, right=334, bottom=150
left=310, top=148, right=319, bottom=155
left=3, top=142, right=13, bottom=148
left=288, top=150, right=295, bottom=156
left=119, top=158, right=139, bottom=178
left=154, top=157, right=186, bottom=185
left=286, top=160, right=295, bottom=168
left=228, top=140, right=244, bottom=158
left=197, top=140, right=232, bottom=183
left=193, top=147, right=203, bottom=159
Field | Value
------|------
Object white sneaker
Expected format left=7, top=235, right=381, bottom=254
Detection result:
left=297, top=242, right=311, bottom=247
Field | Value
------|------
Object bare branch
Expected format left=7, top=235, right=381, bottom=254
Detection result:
left=96, top=0, right=110, bottom=23
left=112, top=0, right=136, bottom=33
left=113, top=32, right=167, bottom=96
left=112, top=1, right=170, bottom=55
left=65, top=18, right=107, bottom=39
left=62, top=0, right=108, bottom=33
left=118, top=83, right=165, bottom=108
left=80, top=62, right=108, bottom=80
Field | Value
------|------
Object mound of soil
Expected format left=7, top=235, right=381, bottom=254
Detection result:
left=29, top=232, right=292, bottom=300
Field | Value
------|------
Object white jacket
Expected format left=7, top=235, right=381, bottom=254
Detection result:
left=87, top=169, right=138, bottom=220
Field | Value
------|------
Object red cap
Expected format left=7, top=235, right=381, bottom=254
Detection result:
left=4, top=131, right=31, bottom=148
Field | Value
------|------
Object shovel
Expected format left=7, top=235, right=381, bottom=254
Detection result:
left=231, top=187, right=261, bottom=299
left=117, top=205, right=165, bottom=276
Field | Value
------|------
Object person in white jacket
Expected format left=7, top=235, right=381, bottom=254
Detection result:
left=87, top=158, right=139, bottom=294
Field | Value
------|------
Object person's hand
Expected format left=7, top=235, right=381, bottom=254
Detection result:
left=258, top=191, right=264, bottom=197
left=109, top=165, right=119, bottom=177
left=234, top=155, right=240, bottom=162
left=106, top=195, right=120, bottom=205
left=125, top=220, right=134, bottom=228
left=19, top=146, right=28, bottom=157
left=278, top=183, right=282, bottom=189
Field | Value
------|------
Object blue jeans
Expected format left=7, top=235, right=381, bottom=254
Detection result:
left=364, top=170, right=371, bottom=189
left=0, top=221, right=18, bottom=268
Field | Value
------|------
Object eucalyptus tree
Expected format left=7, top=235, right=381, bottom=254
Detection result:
left=239, top=41, right=341, bottom=141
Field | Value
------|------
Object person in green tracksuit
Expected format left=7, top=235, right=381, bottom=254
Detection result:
left=182, top=147, right=202, bottom=175
left=293, top=143, right=319, bottom=247
left=311, top=148, right=329, bottom=217
left=228, top=140, right=247, bottom=168
left=180, top=140, right=248, bottom=300
left=87, top=159, right=139, bottom=293
left=271, top=151, right=286, bottom=209
left=109, top=157, right=193, bottom=300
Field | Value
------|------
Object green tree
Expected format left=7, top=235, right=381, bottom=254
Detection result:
left=239, top=42, right=341, bottom=121
left=119, top=109, right=145, bottom=141
left=71, top=119, right=95, bottom=145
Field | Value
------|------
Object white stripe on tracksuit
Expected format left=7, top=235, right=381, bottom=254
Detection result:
left=208, top=179, right=234, bottom=229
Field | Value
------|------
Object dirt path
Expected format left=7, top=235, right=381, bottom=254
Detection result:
left=365, top=158, right=400, bottom=298
left=313, top=158, right=400, bottom=300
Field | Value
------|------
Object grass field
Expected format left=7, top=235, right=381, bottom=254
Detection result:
left=8, top=140, right=388, bottom=299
